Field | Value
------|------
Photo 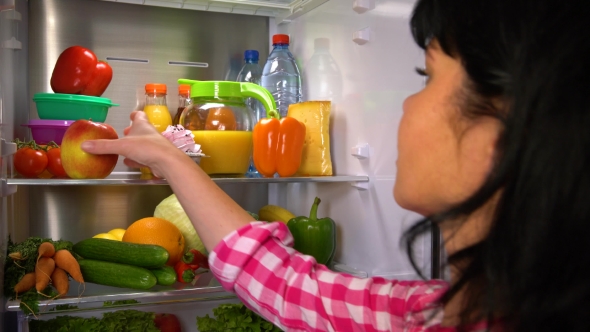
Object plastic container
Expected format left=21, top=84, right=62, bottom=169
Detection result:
left=177, top=79, right=276, bottom=176
left=304, top=38, right=343, bottom=102
left=236, top=50, right=264, bottom=122
left=21, top=119, right=74, bottom=145
left=33, top=93, right=119, bottom=122
left=143, top=83, right=172, bottom=133
left=261, top=34, right=302, bottom=118
left=236, top=50, right=264, bottom=178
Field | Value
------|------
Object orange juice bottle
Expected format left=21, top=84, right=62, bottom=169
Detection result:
left=143, top=83, right=172, bottom=133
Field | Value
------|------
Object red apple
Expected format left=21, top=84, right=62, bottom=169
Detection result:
left=61, top=120, right=118, bottom=179
left=154, top=313, right=182, bottom=332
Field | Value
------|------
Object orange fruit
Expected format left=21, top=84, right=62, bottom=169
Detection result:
left=122, top=217, right=185, bottom=266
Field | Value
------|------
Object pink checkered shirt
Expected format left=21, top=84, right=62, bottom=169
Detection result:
left=209, top=221, right=481, bottom=331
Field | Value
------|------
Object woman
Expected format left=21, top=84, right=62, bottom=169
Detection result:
left=81, top=0, right=590, bottom=330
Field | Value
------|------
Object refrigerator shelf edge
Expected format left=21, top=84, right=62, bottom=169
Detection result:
left=5, top=173, right=370, bottom=186
left=6, top=271, right=234, bottom=313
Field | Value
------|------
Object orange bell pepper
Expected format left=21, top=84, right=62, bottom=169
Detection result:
left=253, top=112, right=306, bottom=178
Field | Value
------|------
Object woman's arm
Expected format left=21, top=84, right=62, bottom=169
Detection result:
left=81, top=111, right=253, bottom=251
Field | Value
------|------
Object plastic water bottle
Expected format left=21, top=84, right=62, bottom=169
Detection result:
left=236, top=50, right=264, bottom=178
left=304, top=38, right=343, bottom=103
left=261, top=34, right=302, bottom=118
left=236, top=50, right=264, bottom=122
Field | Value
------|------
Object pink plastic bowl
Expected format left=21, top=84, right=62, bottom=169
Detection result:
left=22, top=119, right=74, bottom=145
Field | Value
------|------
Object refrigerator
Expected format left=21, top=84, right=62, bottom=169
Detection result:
left=0, top=0, right=436, bottom=330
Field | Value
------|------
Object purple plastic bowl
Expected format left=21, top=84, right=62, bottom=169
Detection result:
left=22, top=119, right=74, bottom=145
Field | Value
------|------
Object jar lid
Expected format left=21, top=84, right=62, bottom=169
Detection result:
left=182, top=81, right=243, bottom=99
left=145, top=83, right=167, bottom=94
left=178, top=79, right=277, bottom=118
left=272, top=34, right=289, bottom=45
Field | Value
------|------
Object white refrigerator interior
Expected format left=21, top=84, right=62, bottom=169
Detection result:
left=273, top=0, right=430, bottom=280
left=0, top=0, right=432, bottom=329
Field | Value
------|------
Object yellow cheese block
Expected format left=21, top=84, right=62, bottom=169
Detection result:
left=287, top=101, right=333, bottom=176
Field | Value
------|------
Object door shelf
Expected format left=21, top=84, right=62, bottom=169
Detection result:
left=6, top=271, right=235, bottom=315
left=5, top=172, right=369, bottom=186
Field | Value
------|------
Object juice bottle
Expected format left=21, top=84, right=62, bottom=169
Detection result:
left=173, top=84, right=191, bottom=126
left=143, top=83, right=172, bottom=133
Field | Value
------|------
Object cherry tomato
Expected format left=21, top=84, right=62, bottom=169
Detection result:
left=14, top=147, right=48, bottom=178
left=46, top=146, right=68, bottom=178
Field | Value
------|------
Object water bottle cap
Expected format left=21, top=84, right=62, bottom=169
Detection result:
left=244, top=50, right=259, bottom=61
left=272, top=34, right=290, bottom=45
left=145, top=83, right=167, bottom=94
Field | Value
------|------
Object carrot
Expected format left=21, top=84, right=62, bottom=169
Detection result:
left=37, top=242, right=56, bottom=261
left=53, top=250, right=84, bottom=283
left=51, top=267, right=69, bottom=296
left=14, top=272, right=36, bottom=295
left=35, top=257, right=55, bottom=293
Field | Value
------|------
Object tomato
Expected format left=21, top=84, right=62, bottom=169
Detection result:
left=46, top=146, right=68, bottom=178
left=154, top=313, right=182, bottom=332
left=14, top=147, right=48, bottom=178
left=50, top=46, right=113, bottom=97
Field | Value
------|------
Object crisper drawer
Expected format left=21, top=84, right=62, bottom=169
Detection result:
left=19, top=296, right=242, bottom=332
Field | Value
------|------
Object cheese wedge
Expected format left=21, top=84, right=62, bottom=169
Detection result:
left=287, top=101, right=333, bottom=176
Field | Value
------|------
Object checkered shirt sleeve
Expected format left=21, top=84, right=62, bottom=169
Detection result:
left=209, top=221, right=450, bottom=332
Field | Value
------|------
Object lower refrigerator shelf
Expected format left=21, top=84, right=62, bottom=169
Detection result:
left=6, top=270, right=236, bottom=315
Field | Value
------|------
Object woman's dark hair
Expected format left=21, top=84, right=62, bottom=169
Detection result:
left=403, top=0, right=590, bottom=331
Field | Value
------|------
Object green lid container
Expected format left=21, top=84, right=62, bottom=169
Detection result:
left=33, top=93, right=119, bottom=123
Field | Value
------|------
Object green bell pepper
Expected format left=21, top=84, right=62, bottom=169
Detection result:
left=287, top=197, right=336, bottom=265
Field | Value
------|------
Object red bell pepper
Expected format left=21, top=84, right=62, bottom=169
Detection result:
left=50, top=45, right=113, bottom=97
left=182, top=248, right=209, bottom=269
left=174, top=261, right=195, bottom=283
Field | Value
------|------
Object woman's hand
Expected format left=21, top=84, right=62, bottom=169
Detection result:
left=81, top=111, right=186, bottom=177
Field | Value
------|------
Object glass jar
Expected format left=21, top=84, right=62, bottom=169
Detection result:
left=143, top=83, right=172, bottom=133
left=178, top=80, right=275, bottom=176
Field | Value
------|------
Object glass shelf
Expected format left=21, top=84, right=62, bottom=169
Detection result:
left=6, top=271, right=235, bottom=314
left=5, top=172, right=369, bottom=186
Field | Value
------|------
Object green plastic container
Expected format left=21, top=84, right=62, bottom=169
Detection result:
left=33, top=93, right=119, bottom=122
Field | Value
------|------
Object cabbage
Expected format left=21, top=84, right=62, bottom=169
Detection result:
left=154, top=194, right=207, bottom=255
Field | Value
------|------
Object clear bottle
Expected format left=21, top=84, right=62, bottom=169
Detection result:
left=173, top=84, right=191, bottom=126
left=261, top=34, right=302, bottom=118
left=304, top=38, right=343, bottom=102
left=236, top=50, right=264, bottom=122
left=143, top=83, right=172, bottom=133
left=236, top=50, right=264, bottom=178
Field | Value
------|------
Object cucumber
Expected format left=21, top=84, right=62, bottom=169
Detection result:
left=150, top=266, right=176, bottom=286
left=73, top=238, right=169, bottom=268
left=78, top=259, right=157, bottom=290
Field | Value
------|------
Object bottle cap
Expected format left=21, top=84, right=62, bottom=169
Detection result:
left=272, top=34, right=290, bottom=45
left=145, top=83, right=167, bottom=94
left=178, top=84, right=191, bottom=95
left=244, top=50, right=259, bottom=62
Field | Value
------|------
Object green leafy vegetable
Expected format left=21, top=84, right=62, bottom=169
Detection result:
left=196, top=303, right=283, bottom=331
left=247, top=211, right=260, bottom=221
left=29, top=309, right=160, bottom=332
